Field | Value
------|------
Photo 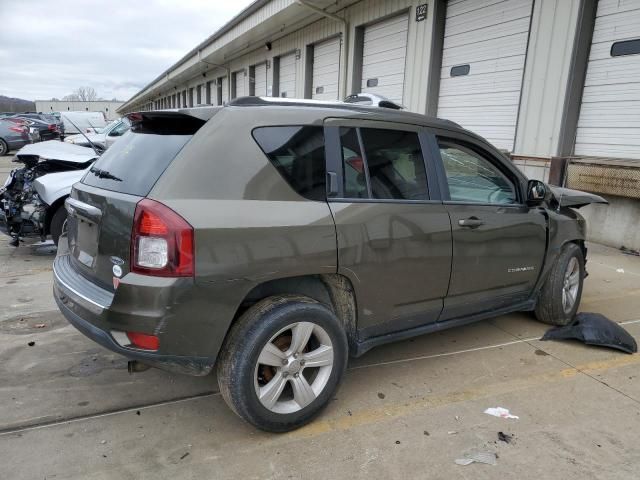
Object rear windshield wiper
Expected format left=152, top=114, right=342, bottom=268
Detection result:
left=90, top=166, right=122, bottom=182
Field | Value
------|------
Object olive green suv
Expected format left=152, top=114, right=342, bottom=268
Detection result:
left=53, top=97, right=606, bottom=432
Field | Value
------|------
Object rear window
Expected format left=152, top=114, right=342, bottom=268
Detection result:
left=252, top=126, right=326, bottom=201
left=82, top=114, right=203, bottom=196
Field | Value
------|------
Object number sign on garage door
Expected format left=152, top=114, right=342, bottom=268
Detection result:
left=253, top=63, right=268, bottom=96
left=361, top=14, right=409, bottom=104
left=437, top=0, right=534, bottom=152
left=312, top=36, right=341, bottom=100
left=278, top=52, right=297, bottom=98
left=575, top=0, right=640, bottom=159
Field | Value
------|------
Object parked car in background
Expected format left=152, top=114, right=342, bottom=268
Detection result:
left=0, top=119, right=31, bottom=155
left=59, top=111, right=107, bottom=135
left=10, top=116, right=60, bottom=141
left=65, top=118, right=130, bottom=151
left=52, top=97, right=609, bottom=432
left=17, top=113, right=65, bottom=138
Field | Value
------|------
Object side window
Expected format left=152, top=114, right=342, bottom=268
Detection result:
left=360, top=128, right=428, bottom=200
left=339, top=127, right=368, bottom=198
left=337, top=127, right=429, bottom=201
left=253, top=126, right=326, bottom=201
left=439, top=141, right=517, bottom=204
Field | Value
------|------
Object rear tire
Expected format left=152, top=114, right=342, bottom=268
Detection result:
left=535, top=243, right=584, bottom=326
left=50, top=205, right=67, bottom=246
left=0, top=139, right=8, bottom=156
left=217, top=295, right=348, bottom=432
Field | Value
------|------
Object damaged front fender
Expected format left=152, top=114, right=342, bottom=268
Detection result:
left=548, top=186, right=608, bottom=209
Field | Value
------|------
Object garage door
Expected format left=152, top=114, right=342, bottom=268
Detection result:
left=253, top=63, right=268, bottom=96
left=312, top=36, right=341, bottom=100
left=278, top=52, right=297, bottom=98
left=233, top=70, right=246, bottom=98
left=437, top=0, right=534, bottom=151
left=361, top=14, right=409, bottom=104
left=575, top=0, right=640, bottom=159
left=219, top=76, right=229, bottom=104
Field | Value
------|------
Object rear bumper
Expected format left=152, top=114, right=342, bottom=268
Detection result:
left=53, top=253, right=216, bottom=376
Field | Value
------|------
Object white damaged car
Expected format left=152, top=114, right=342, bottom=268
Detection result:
left=0, top=140, right=99, bottom=246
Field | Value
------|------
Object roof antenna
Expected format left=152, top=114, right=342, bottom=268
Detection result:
left=61, top=114, right=101, bottom=157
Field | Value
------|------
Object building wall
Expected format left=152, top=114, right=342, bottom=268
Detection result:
left=34, top=101, right=124, bottom=120
left=514, top=0, right=581, bottom=158
left=580, top=195, right=640, bottom=251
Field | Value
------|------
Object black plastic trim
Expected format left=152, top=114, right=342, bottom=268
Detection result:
left=354, top=299, right=536, bottom=357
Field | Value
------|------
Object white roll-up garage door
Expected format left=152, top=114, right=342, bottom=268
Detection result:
left=220, top=76, right=229, bottom=104
left=233, top=70, right=246, bottom=98
left=312, top=36, right=341, bottom=100
left=575, top=0, right=640, bottom=159
left=361, top=14, right=409, bottom=104
left=253, top=63, right=268, bottom=96
left=437, top=0, right=533, bottom=151
left=278, top=52, right=297, bottom=98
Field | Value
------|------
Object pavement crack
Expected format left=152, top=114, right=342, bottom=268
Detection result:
left=0, top=390, right=219, bottom=437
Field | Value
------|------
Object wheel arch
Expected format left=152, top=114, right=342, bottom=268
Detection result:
left=229, top=274, right=358, bottom=353
left=44, top=194, right=68, bottom=235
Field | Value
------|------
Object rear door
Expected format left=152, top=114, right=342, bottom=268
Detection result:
left=325, top=119, right=452, bottom=339
left=432, top=133, right=546, bottom=320
left=66, top=113, right=206, bottom=290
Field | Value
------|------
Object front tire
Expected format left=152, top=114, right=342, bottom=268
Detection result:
left=217, top=295, right=348, bottom=432
left=0, top=139, right=8, bottom=156
left=535, top=243, right=584, bottom=326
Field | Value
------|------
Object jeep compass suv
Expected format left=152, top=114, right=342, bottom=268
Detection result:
left=53, top=97, right=605, bottom=432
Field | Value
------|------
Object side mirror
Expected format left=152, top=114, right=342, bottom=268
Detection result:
left=527, top=180, right=547, bottom=205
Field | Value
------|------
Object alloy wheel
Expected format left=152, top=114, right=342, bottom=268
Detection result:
left=562, top=257, right=580, bottom=314
left=253, top=321, right=334, bottom=414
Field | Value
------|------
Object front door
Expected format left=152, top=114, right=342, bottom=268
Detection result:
left=434, top=138, right=547, bottom=321
left=326, top=121, right=452, bottom=339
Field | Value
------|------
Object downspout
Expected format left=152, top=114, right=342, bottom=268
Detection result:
left=199, top=50, right=231, bottom=102
left=295, top=0, right=349, bottom=99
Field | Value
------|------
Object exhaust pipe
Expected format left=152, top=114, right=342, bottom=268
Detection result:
left=128, top=360, right=151, bottom=374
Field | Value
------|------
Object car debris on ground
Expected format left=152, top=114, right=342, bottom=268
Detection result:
left=541, top=313, right=638, bottom=354
left=455, top=451, right=498, bottom=466
left=484, top=407, right=519, bottom=419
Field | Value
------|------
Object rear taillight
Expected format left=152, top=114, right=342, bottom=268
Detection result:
left=131, top=199, right=194, bottom=277
left=8, top=126, right=26, bottom=133
left=48, top=124, right=56, bottom=131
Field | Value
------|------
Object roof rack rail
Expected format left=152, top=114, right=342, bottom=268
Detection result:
left=227, top=94, right=405, bottom=110
left=343, top=93, right=404, bottom=110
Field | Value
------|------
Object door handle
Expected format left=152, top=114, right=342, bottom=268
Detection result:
left=458, top=217, right=484, bottom=228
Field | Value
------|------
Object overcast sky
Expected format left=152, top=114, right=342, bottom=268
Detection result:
left=0, top=0, right=254, bottom=102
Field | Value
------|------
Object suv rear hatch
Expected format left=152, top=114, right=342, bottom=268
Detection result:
left=65, top=110, right=212, bottom=289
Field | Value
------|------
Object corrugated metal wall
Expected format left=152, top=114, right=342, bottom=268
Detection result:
left=574, top=0, right=640, bottom=159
